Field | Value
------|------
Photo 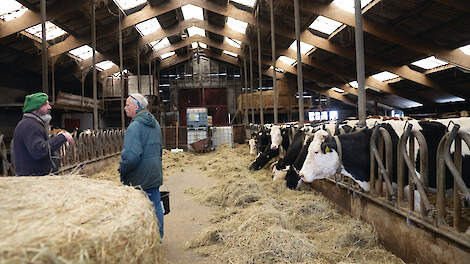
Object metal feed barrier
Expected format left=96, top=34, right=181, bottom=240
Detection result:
left=0, top=129, right=125, bottom=176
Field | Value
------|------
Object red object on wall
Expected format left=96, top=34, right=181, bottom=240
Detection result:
left=65, top=119, right=80, bottom=130
left=177, top=88, right=229, bottom=126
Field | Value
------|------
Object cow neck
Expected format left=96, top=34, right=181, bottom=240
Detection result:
left=334, top=135, right=342, bottom=174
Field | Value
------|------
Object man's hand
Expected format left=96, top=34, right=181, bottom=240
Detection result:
left=60, top=131, right=75, bottom=147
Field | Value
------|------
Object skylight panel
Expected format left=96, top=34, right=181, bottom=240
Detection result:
left=223, top=50, right=238, bottom=57
left=69, top=45, right=94, bottom=60
left=160, top=51, right=175, bottom=60
left=96, top=61, right=115, bottom=71
left=227, top=17, right=248, bottom=33
left=0, top=0, right=27, bottom=22
left=459, top=44, right=470, bottom=56
left=181, top=4, right=204, bottom=21
left=331, top=87, right=344, bottom=93
left=436, top=96, right=465, bottom=104
left=270, top=66, right=285, bottom=73
left=113, top=0, right=147, bottom=11
left=278, top=56, right=296, bottom=65
left=199, top=43, right=207, bottom=49
left=289, top=41, right=314, bottom=55
left=349, top=81, right=358, bottom=88
left=309, top=16, right=343, bottom=35
left=332, top=0, right=373, bottom=13
left=225, top=37, right=241, bottom=48
left=187, top=26, right=205, bottom=37
left=230, top=0, right=256, bottom=7
left=411, top=56, right=448, bottom=70
left=149, top=37, right=170, bottom=51
left=372, top=71, right=399, bottom=82
left=24, top=21, right=67, bottom=40
left=135, top=18, right=161, bottom=36
left=191, top=42, right=198, bottom=49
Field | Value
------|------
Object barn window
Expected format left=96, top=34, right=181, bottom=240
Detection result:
left=96, top=61, right=116, bottom=71
left=278, top=56, right=296, bottom=65
left=309, top=16, right=343, bottom=35
left=23, top=21, right=68, bottom=41
left=187, top=26, right=205, bottom=37
left=459, top=44, right=470, bottom=56
left=225, top=37, right=242, bottom=48
left=135, top=18, right=161, bottom=36
left=289, top=41, right=315, bottom=55
left=230, top=0, right=256, bottom=8
left=0, top=0, right=27, bottom=22
left=332, top=0, right=373, bottom=13
left=181, top=4, right=204, bottom=21
left=160, top=51, right=175, bottom=60
left=149, top=38, right=170, bottom=51
left=223, top=50, right=238, bottom=57
left=113, top=0, right=147, bottom=11
left=227, top=17, right=248, bottom=33
left=69, top=45, right=94, bottom=61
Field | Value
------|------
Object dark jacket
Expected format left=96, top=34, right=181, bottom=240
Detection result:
left=13, top=113, right=67, bottom=176
left=119, top=111, right=163, bottom=190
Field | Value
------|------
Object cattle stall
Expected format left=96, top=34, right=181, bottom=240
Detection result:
left=249, top=121, right=470, bottom=264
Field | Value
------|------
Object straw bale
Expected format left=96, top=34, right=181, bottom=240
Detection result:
left=0, top=176, right=160, bottom=264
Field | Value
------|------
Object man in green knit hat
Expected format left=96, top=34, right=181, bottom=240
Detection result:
left=13, top=92, right=75, bottom=176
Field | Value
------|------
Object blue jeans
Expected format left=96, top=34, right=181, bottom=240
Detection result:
left=145, top=187, right=164, bottom=239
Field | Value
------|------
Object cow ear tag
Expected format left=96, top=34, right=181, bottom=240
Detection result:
left=325, top=146, right=330, bottom=153
left=267, top=155, right=270, bottom=158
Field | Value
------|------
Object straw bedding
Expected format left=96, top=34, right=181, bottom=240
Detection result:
left=0, top=176, right=160, bottom=264
left=178, top=144, right=405, bottom=264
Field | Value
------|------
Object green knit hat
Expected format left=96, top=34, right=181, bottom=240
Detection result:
left=23, top=92, right=48, bottom=113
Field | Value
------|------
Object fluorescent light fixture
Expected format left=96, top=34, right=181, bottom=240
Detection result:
left=24, top=21, right=67, bottom=40
left=309, top=16, right=343, bottom=35
left=289, top=40, right=315, bottom=55
left=69, top=45, right=94, bottom=60
left=227, top=17, right=248, bottom=33
left=411, top=56, right=448, bottom=70
left=191, top=42, right=198, bottom=49
left=269, top=66, right=285, bottom=73
left=349, top=81, right=358, bottom=88
left=332, top=0, right=373, bottom=13
left=459, top=44, right=470, bottom=56
left=223, top=50, right=238, bottom=57
left=331, top=87, right=344, bottom=93
left=135, top=18, right=161, bottom=36
left=372, top=71, right=400, bottom=82
left=230, top=0, right=256, bottom=7
left=436, top=96, right=466, bottom=104
left=160, top=51, right=175, bottom=60
left=199, top=42, right=207, bottom=48
left=149, top=37, right=170, bottom=51
left=113, top=0, right=147, bottom=11
left=181, top=4, right=204, bottom=21
left=96, top=61, right=115, bottom=71
left=0, top=0, right=27, bottom=22
left=187, top=26, right=205, bottom=37
left=278, top=56, right=296, bottom=65
left=225, top=37, right=241, bottom=48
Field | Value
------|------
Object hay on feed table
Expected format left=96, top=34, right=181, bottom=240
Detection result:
left=0, top=175, right=161, bottom=264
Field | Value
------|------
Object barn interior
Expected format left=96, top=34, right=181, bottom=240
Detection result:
left=0, top=0, right=470, bottom=263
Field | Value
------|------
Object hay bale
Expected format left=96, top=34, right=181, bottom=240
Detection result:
left=0, top=176, right=160, bottom=263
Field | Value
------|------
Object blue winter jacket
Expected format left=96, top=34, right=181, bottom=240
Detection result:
left=13, top=113, right=67, bottom=176
left=119, top=111, right=163, bottom=190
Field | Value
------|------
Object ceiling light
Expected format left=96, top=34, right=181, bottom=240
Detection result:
left=230, top=0, right=256, bottom=7
left=181, top=4, right=204, bottom=20
left=332, top=0, right=373, bottom=13
left=223, top=50, right=238, bottom=57
left=278, top=56, right=296, bottom=65
left=225, top=37, right=241, bottom=48
left=0, top=0, right=27, bottom=22
left=135, top=18, right=161, bottom=36
left=227, top=17, right=248, bottom=33
left=113, top=0, right=147, bottom=11
left=459, top=44, right=470, bottom=56
left=69, top=45, right=94, bottom=60
left=289, top=41, right=314, bottom=55
left=96, top=61, right=115, bottom=71
left=372, top=71, right=400, bottom=82
left=411, top=56, right=448, bottom=70
left=309, top=16, right=343, bottom=35
left=160, top=51, right=175, bottom=60
left=187, top=26, right=205, bottom=37
left=331, top=87, right=344, bottom=93
left=149, top=37, right=170, bottom=51
left=24, top=21, right=68, bottom=41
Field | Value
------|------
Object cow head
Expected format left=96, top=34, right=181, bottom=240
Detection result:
left=270, top=125, right=282, bottom=149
